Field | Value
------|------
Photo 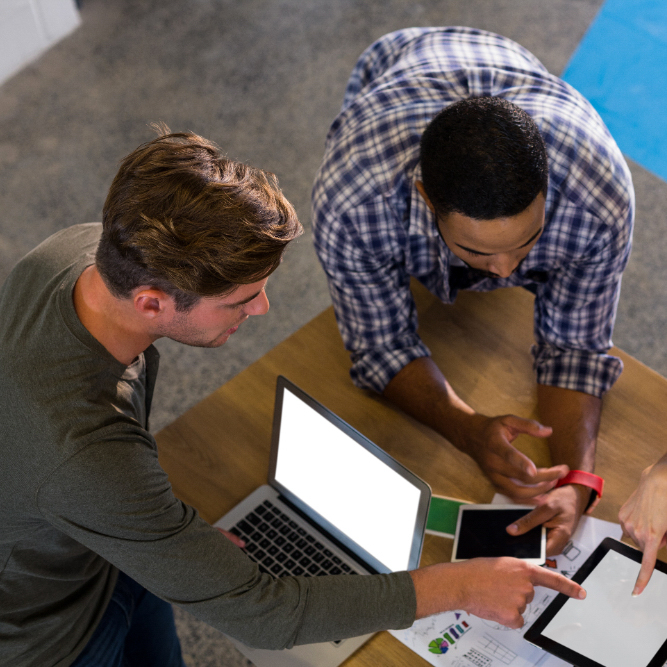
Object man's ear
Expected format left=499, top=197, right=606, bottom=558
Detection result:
left=415, top=180, right=436, bottom=213
left=133, top=288, right=173, bottom=320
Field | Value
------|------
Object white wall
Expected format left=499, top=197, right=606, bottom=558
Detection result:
left=0, top=0, right=80, bottom=86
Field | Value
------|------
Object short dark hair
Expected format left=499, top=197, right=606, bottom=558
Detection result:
left=420, top=97, right=548, bottom=220
left=96, top=128, right=302, bottom=311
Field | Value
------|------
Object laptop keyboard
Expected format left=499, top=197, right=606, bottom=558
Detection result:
left=229, top=500, right=359, bottom=578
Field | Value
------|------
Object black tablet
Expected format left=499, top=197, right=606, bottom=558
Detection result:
left=525, top=537, right=667, bottom=667
left=451, top=504, right=546, bottom=564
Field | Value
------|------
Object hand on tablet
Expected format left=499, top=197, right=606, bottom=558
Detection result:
left=505, top=483, right=590, bottom=556
left=410, top=558, right=585, bottom=629
left=619, top=452, right=667, bottom=595
left=467, top=414, right=567, bottom=499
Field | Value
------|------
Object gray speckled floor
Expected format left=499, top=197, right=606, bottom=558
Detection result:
left=174, top=607, right=253, bottom=667
left=1, top=0, right=665, bottom=664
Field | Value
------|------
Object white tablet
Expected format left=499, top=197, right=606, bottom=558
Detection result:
left=451, top=504, right=546, bottom=565
left=525, top=537, right=667, bottom=667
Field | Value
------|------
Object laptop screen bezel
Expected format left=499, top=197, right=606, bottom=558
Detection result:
left=267, top=375, right=431, bottom=574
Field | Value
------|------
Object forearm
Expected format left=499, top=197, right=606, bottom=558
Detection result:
left=410, top=563, right=459, bottom=619
left=537, top=384, right=601, bottom=513
left=382, top=356, right=481, bottom=451
left=619, top=451, right=667, bottom=594
left=410, top=558, right=585, bottom=628
left=536, top=384, right=601, bottom=472
left=384, top=358, right=560, bottom=497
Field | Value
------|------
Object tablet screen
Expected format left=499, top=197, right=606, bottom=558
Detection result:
left=452, top=505, right=545, bottom=564
left=527, top=539, right=667, bottom=667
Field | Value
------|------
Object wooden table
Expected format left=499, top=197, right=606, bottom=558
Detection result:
left=156, top=282, right=667, bottom=666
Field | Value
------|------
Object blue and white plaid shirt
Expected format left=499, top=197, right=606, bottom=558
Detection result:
left=312, top=27, right=634, bottom=398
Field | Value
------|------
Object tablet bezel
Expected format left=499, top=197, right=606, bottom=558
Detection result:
left=451, top=503, right=546, bottom=565
left=524, top=537, right=667, bottom=667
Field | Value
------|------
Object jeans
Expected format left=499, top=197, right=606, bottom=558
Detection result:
left=71, top=571, right=186, bottom=667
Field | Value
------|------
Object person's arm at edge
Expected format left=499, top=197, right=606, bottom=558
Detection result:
left=383, top=357, right=567, bottom=498
left=619, top=451, right=667, bottom=596
left=507, top=385, right=601, bottom=555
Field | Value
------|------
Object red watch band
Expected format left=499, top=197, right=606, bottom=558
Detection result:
left=555, top=470, right=604, bottom=514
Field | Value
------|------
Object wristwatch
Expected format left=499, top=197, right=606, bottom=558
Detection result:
left=555, top=470, right=604, bottom=514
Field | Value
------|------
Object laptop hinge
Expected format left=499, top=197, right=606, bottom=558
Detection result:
left=277, top=494, right=380, bottom=575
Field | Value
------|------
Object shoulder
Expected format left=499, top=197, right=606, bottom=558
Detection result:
left=26, top=223, right=102, bottom=262
left=518, top=86, right=633, bottom=226
left=347, top=27, right=547, bottom=92
left=4, top=223, right=102, bottom=290
left=0, top=222, right=105, bottom=366
left=315, top=29, right=555, bottom=217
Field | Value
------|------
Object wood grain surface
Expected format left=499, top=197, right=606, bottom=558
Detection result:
left=156, top=282, right=667, bottom=666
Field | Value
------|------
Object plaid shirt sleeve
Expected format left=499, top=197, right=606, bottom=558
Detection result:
left=526, top=99, right=635, bottom=397
left=313, top=191, right=431, bottom=394
left=531, top=198, right=634, bottom=398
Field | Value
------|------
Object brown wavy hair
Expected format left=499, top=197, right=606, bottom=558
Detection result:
left=96, top=127, right=302, bottom=311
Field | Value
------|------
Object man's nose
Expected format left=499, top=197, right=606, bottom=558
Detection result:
left=487, top=254, right=518, bottom=279
left=247, top=289, right=270, bottom=316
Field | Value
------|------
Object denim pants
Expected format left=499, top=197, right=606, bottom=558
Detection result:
left=71, top=571, right=186, bottom=667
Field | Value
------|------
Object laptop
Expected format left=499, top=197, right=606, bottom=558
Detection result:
left=214, top=375, right=431, bottom=667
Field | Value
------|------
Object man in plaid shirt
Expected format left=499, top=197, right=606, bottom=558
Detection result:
left=312, top=27, right=634, bottom=555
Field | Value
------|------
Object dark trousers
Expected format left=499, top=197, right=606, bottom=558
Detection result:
left=71, top=571, right=186, bottom=667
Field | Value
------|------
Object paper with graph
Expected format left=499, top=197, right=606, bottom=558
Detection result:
left=389, top=499, right=622, bottom=666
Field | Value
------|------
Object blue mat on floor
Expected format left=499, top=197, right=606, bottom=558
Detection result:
left=562, top=0, right=667, bottom=182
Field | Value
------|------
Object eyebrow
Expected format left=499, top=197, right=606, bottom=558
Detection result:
left=456, top=226, right=543, bottom=256
left=226, top=289, right=262, bottom=307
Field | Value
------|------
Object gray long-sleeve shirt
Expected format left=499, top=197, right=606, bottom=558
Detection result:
left=0, top=224, right=416, bottom=667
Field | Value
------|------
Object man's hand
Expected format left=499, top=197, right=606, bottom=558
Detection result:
left=383, top=361, right=597, bottom=554
left=464, top=413, right=568, bottom=499
left=619, top=453, right=667, bottom=595
left=217, top=527, right=246, bottom=548
left=506, top=483, right=590, bottom=556
left=410, top=557, right=585, bottom=628
left=383, top=360, right=567, bottom=501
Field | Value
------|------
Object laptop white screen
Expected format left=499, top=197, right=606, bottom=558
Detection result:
left=274, top=387, right=422, bottom=573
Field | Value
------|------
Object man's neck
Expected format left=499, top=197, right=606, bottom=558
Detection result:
left=73, top=266, right=156, bottom=365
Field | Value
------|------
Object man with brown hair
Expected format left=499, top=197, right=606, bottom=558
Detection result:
left=0, top=129, right=583, bottom=667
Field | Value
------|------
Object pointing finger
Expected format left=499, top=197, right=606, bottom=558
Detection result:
left=532, top=567, right=586, bottom=600
left=633, top=540, right=659, bottom=596
left=507, top=504, right=555, bottom=536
